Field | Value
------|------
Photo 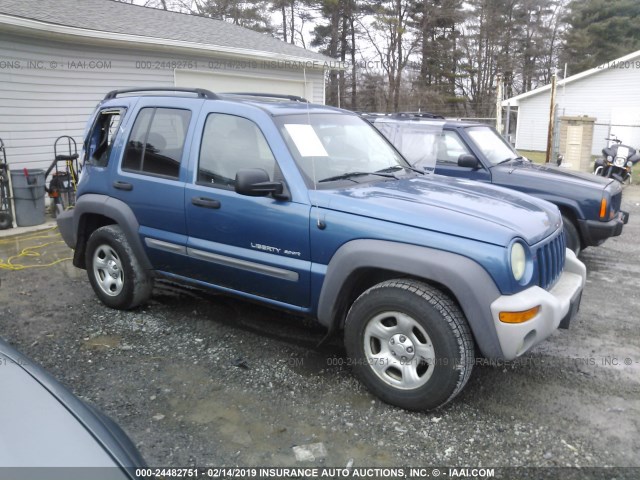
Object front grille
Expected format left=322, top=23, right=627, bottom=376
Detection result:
left=536, top=231, right=566, bottom=290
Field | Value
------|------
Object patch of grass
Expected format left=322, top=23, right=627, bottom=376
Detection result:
left=517, top=150, right=547, bottom=164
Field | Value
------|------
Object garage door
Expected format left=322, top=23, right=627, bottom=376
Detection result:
left=175, top=69, right=309, bottom=98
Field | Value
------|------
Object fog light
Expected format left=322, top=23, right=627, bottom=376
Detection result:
left=499, top=306, right=540, bottom=324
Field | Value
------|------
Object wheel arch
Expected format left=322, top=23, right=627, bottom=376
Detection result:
left=68, top=194, right=152, bottom=271
left=317, top=239, right=504, bottom=359
left=557, top=206, right=583, bottom=250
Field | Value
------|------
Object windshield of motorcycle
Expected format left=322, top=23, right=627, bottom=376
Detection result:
left=466, top=126, right=519, bottom=165
left=607, top=144, right=637, bottom=158
left=275, top=113, right=409, bottom=187
left=615, top=146, right=630, bottom=159
left=372, top=119, right=445, bottom=174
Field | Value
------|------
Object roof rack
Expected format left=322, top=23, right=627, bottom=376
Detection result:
left=225, top=92, right=309, bottom=103
left=357, top=112, right=445, bottom=120
left=103, top=88, right=218, bottom=100
left=392, top=112, right=445, bottom=119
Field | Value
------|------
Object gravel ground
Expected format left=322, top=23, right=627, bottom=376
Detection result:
left=1, top=184, right=639, bottom=477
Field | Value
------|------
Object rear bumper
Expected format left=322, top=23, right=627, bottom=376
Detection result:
left=578, top=210, right=628, bottom=247
left=489, top=249, right=586, bottom=360
left=56, top=208, right=76, bottom=249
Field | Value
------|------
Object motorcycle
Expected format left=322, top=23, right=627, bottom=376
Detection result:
left=593, top=135, right=640, bottom=183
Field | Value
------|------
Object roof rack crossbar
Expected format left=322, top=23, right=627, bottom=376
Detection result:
left=225, top=92, right=309, bottom=103
left=103, top=88, right=218, bottom=100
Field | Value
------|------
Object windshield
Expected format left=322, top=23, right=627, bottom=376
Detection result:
left=275, top=113, right=409, bottom=186
left=466, top=126, right=518, bottom=165
left=373, top=119, right=446, bottom=173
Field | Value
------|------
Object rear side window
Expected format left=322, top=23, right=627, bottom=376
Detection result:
left=122, top=107, right=191, bottom=178
left=86, top=108, right=125, bottom=167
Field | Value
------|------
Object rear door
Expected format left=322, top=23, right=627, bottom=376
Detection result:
left=109, top=98, right=201, bottom=271
left=184, top=109, right=312, bottom=308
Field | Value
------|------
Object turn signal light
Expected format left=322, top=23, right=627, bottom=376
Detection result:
left=499, top=306, right=540, bottom=324
left=599, top=198, right=607, bottom=219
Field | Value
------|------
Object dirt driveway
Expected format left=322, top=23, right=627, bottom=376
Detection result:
left=1, top=185, right=639, bottom=477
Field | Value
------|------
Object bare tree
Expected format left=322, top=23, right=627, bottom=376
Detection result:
left=359, top=0, right=420, bottom=111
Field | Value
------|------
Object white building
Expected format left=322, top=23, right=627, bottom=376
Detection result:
left=503, top=50, right=640, bottom=157
left=0, top=0, right=336, bottom=170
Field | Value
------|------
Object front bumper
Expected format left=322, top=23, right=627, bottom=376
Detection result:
left=578, top=210, right=628, bottom=247
left=489, top=249, right=586, bottom=360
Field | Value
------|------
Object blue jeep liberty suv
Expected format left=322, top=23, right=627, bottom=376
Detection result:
left=58, top=89, right=586, bottom=411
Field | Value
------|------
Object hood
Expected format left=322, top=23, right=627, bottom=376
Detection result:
left=492, top=160, right=613, bottom=190
left=310, top=174, right=561, bottom=246
left=0, top=338, right=145, bottom=473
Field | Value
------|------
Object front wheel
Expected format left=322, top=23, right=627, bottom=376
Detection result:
left=344, top=279, right=474, bottom=411
left=562, top=215, right=581, bottom=256
left=85, top=225, right=153, bottom=309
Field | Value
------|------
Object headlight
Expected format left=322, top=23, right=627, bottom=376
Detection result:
left=510, top=242, right=526, bottom=282
left=607, top=155, right=613, bottom=162
left=614, top=156, right=626, bottom=167
left=627, top=161, right=633, bottom=168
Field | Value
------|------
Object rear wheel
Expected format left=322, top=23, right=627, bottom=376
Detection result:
left=562, top=214, right=581, bottom=256
left=344, top=279, right=474, bottom=411
left=0, top=212, right=11, bottom=230
left=85, top=225, right=153, bottom=309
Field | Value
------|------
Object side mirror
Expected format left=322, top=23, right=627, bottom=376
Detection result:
left=235, top=168, right=284, bottom=197
left=458, top=154, right=480, bottom=169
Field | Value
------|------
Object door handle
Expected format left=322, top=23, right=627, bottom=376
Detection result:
left=113, top=180, right=133, bottom=191
left=191, top=197, right=221, bottom=209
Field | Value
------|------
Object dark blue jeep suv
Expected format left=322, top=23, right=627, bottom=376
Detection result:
left=367, top=114, right=628, bottom=254
left=58, top=89, right=586, bottom=411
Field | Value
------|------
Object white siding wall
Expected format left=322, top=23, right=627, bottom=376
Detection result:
left=512, top=63, right=640, bottom=155
left=0, top=32, right=325, bottom=170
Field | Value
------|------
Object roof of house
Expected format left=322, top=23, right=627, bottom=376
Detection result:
left=0, top=0, right=335, bottom=65
left=502, top=49, right=640, bottom=106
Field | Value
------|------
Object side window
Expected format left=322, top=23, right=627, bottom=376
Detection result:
left=198, top=114, right=276, bottom=188
left=122, top=107, right=191, bottom=179
left=86, top=108, right=125, bottom=167
left=435, top=131, right=472, bottom=166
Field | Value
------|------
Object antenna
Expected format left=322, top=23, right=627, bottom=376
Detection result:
left=303, top=67, right=323, bottom=229
left=303, top=68, right=317, bottom=190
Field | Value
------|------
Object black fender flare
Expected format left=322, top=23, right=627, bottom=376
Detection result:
left=61, top=193, right=152, bottom=271
left=316, top=239, right=504, bottom=359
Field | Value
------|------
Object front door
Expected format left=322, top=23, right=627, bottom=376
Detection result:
left=184, top=112, right=312, bottom=307
left=434, top=130, right=492, bottom=182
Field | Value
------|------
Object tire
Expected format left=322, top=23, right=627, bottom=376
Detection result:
left=85, top=225, right=153, bottom=309
left=344, top=279, right=474, bottom=411
left=562, top=214, right=581, bottom=256
left=0, top=212, right=11, bottom=230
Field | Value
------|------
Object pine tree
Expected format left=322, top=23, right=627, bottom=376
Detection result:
left=197, top=0, right=274, bottom=34
left=562, top=0, right=640, bottom=74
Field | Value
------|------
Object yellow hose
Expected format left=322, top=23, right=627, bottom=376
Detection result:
left=0, top=227, right=72, bottom=271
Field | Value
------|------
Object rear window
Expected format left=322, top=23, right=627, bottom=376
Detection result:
left=85, top=108, right=126, bottom=167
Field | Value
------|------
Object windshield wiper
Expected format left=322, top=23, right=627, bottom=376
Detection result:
left=377, top=165, right=425, bottom=175
left=318, top=171, right=397, bottom=183
left=496, top=156, right=525, bottom=165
